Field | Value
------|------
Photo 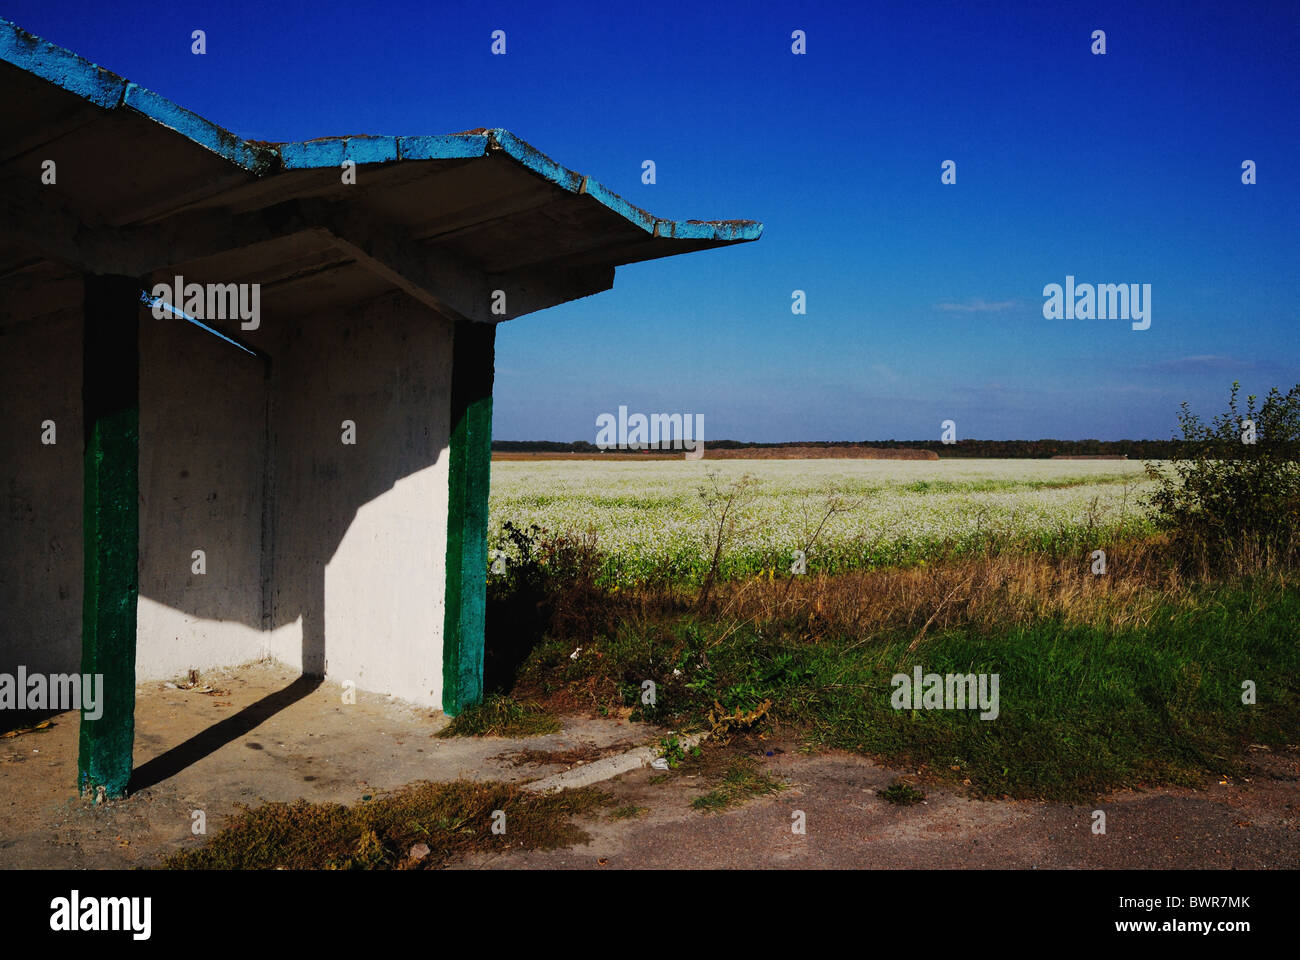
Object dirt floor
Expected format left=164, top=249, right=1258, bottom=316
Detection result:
left=0, top=661, right=656, bottom=869
left=3, top=661, right=1297, bottom=869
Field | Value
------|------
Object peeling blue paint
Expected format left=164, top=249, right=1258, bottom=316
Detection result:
left=489, top=129, right=586, bottom=193
left=0, top=18, right=125, bottom=108
left=662, top=219, right=765, bottom=242
left=398, top=134, right=490, bottom=160
left=581, top=178, right=660, bottom=234
left=1, top=18, right=763, bottom=247
left=280, top=135, right=399, bottom=169
left=123, top=83, right=271, bottom=172
left=493, top=131, right=762, bottom=242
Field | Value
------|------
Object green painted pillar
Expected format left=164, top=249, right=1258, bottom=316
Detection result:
left=77, top=274, right=140, bottom=800
left=442, top=320, right=496, bottom=715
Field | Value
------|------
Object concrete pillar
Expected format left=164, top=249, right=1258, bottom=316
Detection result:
left=442, top=320, right=495, bottom=715
left=77, top=275, right=140, bottom=800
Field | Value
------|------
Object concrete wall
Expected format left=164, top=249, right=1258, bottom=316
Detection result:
left=0, top=276, right=269, bottom=682
left=135, top=305, right=268, bottom=679
left=0, top=275, right=84, bottom=677
left=266, top=293, right=453, bottom=707
left=1, top=280, right=452, bottom=708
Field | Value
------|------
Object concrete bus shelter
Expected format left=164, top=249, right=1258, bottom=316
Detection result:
left=0, top=20, right=761, bottom=799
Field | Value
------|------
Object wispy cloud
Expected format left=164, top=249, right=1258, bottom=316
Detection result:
left=1141, top=355, right=1258, bottom=374
left=935, top=298, right=1018, bottom=313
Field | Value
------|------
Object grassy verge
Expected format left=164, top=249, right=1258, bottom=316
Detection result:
left=515, top=554, right=1300, bottom=802
left=800, top=581, right=1300, bottom=799
left=165, top=781, right=610, bottom=870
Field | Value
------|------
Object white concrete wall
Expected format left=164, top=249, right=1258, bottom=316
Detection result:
left=0, top=276, right=84, bottom=677
left=266, top=293, right=452, bottom=707
left=135, top=305, right=268, bottom=678
left=1, top=283, right=451, bottom=707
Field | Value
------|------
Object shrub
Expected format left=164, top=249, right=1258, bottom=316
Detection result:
left=1145, top=381, right=1300, bottom=568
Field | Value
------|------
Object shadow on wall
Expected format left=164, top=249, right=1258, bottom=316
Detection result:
left=0, top=276, right=85, bottom=683
left=258, top=290, right=452, bottom=704
left=2, top=282, right=455, bottom=783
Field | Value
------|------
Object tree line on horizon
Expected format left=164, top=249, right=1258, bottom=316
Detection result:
left=491, top=438, right=1192, bottom=458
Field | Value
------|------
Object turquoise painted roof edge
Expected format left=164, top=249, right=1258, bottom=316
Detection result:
left=0, top=17, right=124, bottom=108
left=0, top=18, right=763, bottom=244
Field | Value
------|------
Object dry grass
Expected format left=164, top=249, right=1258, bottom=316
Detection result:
left=683, top=533, right=1300, bottom=644
left=166, top=780, right=612, bottom=870
left=690, top=756, right=784, bottom=813
left=712, top=541, right=1173, bottom=637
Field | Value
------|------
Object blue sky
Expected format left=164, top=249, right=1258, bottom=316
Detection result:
left=12, top=0, right=1299, bottom=441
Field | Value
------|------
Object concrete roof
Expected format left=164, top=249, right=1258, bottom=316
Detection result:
left=0, top=19, right=761, bottom=323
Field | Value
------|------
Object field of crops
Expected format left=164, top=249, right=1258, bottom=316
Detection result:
left=488, top=458, right=1158, bottom=586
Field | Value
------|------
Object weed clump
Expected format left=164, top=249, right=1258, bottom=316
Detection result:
left=691, top=757, right=783, bottom=813
left=438, top=694, right=560, bottom=738
left=880, top=779, right=926, bottom=806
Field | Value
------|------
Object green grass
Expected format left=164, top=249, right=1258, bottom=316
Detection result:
left=880, top=779, right=927, bottom=805
left=437, top=694, right=561, bottom=738
left=690, top=757, right=784, bottom=813
left=657, top=735, right=702, bottom=768
left=520, top=575, right=1300, bottom=802
left=165, top=780, right=611, bottom=870
left=900, top=476, right=1137, bottom=494
left=608, top=804, right=649, bottom=821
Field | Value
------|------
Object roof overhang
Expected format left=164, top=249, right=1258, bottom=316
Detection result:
left=0, top=19, right=762, bottom=324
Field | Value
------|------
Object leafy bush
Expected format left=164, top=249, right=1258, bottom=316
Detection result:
left=488, top=521, right=603, bottom=601
left=1145, top=382, right=1300, bottom=567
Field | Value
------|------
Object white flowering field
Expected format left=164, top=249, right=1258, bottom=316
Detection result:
left=488, top=458, right=1157, bottom=585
